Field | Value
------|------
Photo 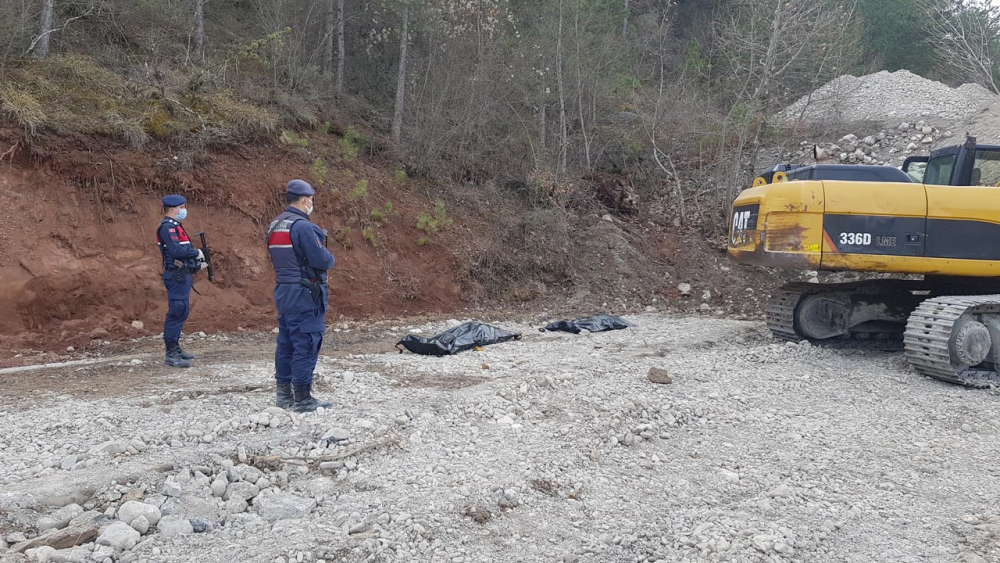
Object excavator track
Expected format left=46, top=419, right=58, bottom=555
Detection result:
left=904, top=295, right=1000, bottom=388
left=767, top=282, right=1000, bottom=387
left=765, top=281, right=910, bottom=351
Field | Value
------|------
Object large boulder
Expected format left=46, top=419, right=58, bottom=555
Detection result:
left=116, top=501, right=162, bottom=527
left=96, top=522, right=140, bottom=550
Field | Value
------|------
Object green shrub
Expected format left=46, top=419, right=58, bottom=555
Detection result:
left=280, top=130, right=309, bottom=147
left=339, top=125, right=369, bottom=161
left=349, top=179, right=369, bottom=200
left=362, top=226, right=378, bottom=247
left=416, top=200, right=454, bottom=234
left=310, top=157, right=328, bottom=185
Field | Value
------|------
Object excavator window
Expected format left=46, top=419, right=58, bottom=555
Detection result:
left=973, top=150, right=1000, bottom=186
left=924, top=155, right=955, bottom=185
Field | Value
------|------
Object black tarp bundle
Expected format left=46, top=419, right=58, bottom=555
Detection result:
left=539, top=314, right=635, bottom=334
left=396, top=322, right=522, bottom=356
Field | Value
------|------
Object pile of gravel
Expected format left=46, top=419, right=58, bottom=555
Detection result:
left=780, top=69, right=995, bottom=123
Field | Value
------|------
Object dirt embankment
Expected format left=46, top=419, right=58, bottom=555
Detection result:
left=0, top=130, right=463, bottom=353
left=0, top=127, right=783, bottom=361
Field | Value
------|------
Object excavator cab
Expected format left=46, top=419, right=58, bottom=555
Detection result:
left=902, top=135, right=1000, bottom=186
left=729, top=135, right=1000, bottom=387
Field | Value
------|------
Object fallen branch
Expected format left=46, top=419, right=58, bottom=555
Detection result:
left=248, top=435, right=401, bottom=467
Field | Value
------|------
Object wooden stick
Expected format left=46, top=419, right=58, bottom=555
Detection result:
left=249, top=436, right=400, bottom=466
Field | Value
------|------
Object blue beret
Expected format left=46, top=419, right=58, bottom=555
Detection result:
left=162, top=194, right=186, bottom=207
left=286, top=179, right=315, bottom=197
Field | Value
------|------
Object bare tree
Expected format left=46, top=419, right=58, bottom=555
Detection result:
left=336, top=0, right=345, bottom=94
left=538, top=80, right=547, bottom=156
left=324, top=0, right=334, bottom=77
left=923, top=0, right=1000, bottom=94
left=30, top=0, right=55, bottom=59
left=392, top=5, right=409, bottom=143
left=193, top=0, right=206, bottom=62
left=715, top=0, right=858, bottom=203
left=623, top=0, right=629, bottom=37
left=575, top=4, right=591, bottom=170
left=556, top=0, right=568, bottom=175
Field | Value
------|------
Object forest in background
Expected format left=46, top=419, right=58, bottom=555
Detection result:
left=3, top=0, right=1000, bottom=231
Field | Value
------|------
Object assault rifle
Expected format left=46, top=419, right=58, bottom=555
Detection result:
left=195, top=231, right=215, bottom=282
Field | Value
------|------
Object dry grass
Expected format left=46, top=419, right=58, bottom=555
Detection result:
left=209, top=91, right=278, bottom=140
left=461, top=505, right=493, bottom=524
left=529, top=478, right=560, bottom=497
left=104, top=112, right=150, bottom=149
left=0, top=86, right=46, bottom=135
left=276, top=92, right=319, bottom=128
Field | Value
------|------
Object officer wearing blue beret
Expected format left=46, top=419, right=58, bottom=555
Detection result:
left=157, top=195, right=207, bottom=368
left=266, top=180, right=335, bottom=412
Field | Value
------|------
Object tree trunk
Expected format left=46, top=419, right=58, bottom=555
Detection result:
left=556, top=0, right=568, bottom=175
left=324, top=0, right=334, bottom=76
left=575, top=6, right=591, bottom=170
left=31, top=0, right=55, bottom=60
left=392, top=6, right=409, bottom=144
left=538, top=80, right=546, bottom=152
left=336, top=0, right=345, bottom=94
left=193, top=0, right=205, bottom=61
left=622, top=0, right=629, bottom=37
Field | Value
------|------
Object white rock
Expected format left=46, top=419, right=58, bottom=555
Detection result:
left=211, top=479, right=228, bottom=498
left=255, top=494, right=317, bottom=522
left=25, top=546, right=58, bottom=563
left=962, top=423, right=973, bottom=433
left=157, top=515, right=194, bottom=537
left=37, top=504, right=84, bottom=532
left=96, top=522, right=140, bottom=550
left=322, top=428, right=351, bottom=443
left=131, top=321, right=144, bottom=330
left=130, top=515, right=150, bottom=535
left=60, top=455, right=79, bottom=471
left=677, top=283, right=692, bottom=296
left=90, top=442, right=127, bottom=455
left=225, top=482, right=260, bottom=502
left=117, top=501, right=162, bottom=527
left=768, top=484, right=793, bottom=497
left=162, top=479, right=182, bottom=498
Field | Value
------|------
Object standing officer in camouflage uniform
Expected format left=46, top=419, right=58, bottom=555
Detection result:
left=266, top=180, right=335, bottom=412
left=157, top=195, right=207, bottom=368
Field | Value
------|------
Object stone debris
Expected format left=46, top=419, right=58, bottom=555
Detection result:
left=781, top=69, right=994, bottom=122
left=646, top=367, right=673, bottom=385
left=1, top=314, right=998, bottom=562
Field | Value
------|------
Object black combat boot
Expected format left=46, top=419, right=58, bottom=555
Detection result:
left=164, top=342, right=191, bottom=368
left=177, top=346, right=196, bottom=361
left=291, top=384, right=332, bottom=413
left=276, top=382, right=294, bottom=409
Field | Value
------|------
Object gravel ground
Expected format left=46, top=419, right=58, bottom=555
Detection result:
left=2, top=313, right=1000, bottom=563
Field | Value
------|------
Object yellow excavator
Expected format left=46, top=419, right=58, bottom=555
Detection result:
left=729, top=135, right=1000, bottom=386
